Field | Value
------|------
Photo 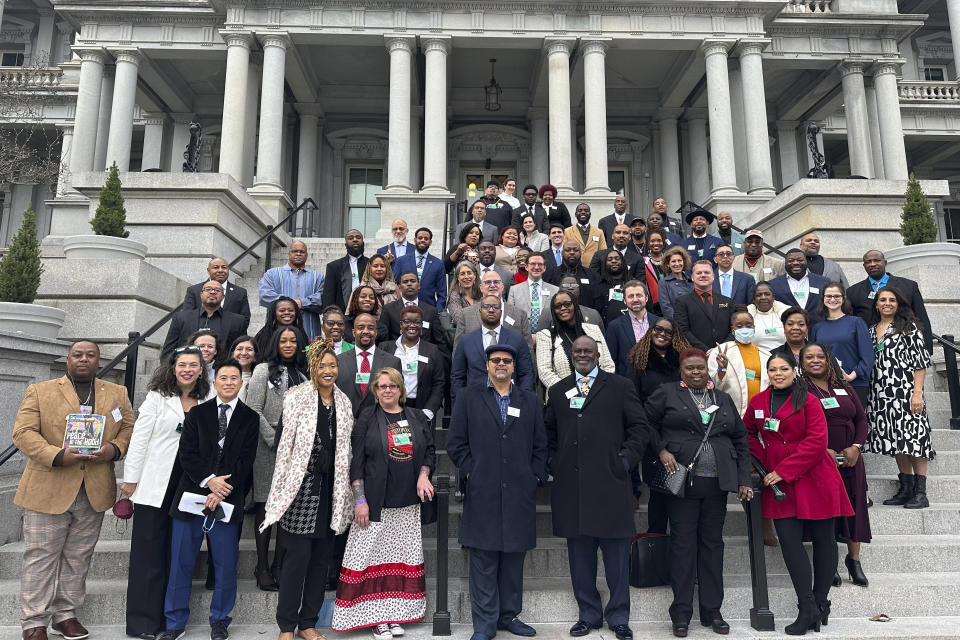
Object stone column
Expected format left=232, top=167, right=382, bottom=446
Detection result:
left=167, top=113, right=195, bottom=172
left=55, top=124, right=73, bottom=197
left=253, top=33, right=288, bottom=187
left=702, top=40, right=739, bottom=195
left=776, top=121, right=801, bottom=188
left=35, top=9, right=56, bottom=63
left=384, top=35, right=415, bottom=191
left=948, top=0, right=960, bottom=79
left=686, top=109, right=710, bottom=205
left=422, top=35, right=451, bottom=192
left=657, top=109, right=682, bottom=211
left=70, top=48, right=106, bottom=176
left=839, top=61, right=874, bottom=178
left=93, top=67, right=114, bottom=171
left=243, top=57, right=261, bottom=186
left=0, top=0, right=5, bottom=30
left=296, top=112, right=319, bottom=203
left=528, top=108, right=549, bottom=187
left=104, top=48, right=142, bottom=172
left=737, top=41, right=775, bottom=195
left=545, top=38, right=576, bottom=192
left=582, top=38, right=611, bottom=193
left=865, top=85, right=885, bottom=179
left=872, top=60, right=908, bottom=180
left=141, top=114, right=165, bottom=170
left=218, top=31, right=253, bottom=183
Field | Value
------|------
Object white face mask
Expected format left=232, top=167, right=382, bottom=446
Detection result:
left=734, top=328, right=755, bottom=344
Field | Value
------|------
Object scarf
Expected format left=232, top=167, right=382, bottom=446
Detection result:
left=365, top=277, right=399, bottom=307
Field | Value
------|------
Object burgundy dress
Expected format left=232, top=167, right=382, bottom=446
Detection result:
left=808, top=383, right=872, bottom=543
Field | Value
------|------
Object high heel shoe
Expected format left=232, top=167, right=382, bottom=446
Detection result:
left=845, top=554, right=869, bottom=587
left=831, top=570, right=842, bottom=587
left=816, top=599, right=831, bottom=627
left=255, top=567, right=279, bottom=591
left=784, top=594, right=821, bottom=635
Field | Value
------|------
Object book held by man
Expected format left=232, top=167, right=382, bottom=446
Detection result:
left=63, top=413, right=106, bottom=454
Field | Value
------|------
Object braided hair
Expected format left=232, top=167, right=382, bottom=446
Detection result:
left=308, top=337, right=339, bottom=390
left=626, top=317, right=690, bottom=372
left=799, top=341, right=848, bottom=391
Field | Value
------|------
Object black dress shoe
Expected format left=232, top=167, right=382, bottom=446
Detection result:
left=672, top=623, right=688, bottom=638
left=710, top=618, right=730, bottom=635
left=498, top=618, right=536, bottom=637
left=568, top=621, right=601, bottom=637
left=832, top=570, right=842, bottom=587
left=609, top=624, right=632, bottom=640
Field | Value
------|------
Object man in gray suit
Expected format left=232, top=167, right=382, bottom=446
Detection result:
left=507, top=254, right=558, bottom=344
left=455, top=270, right=533, bottom=355
left=800, top=232, right=848, bottom=288
left=335, top=312, right=402, bottom=416
left=455, top=200, right=499, bottom=245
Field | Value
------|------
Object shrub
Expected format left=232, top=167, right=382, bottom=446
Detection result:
left=0, top=205, right=44, bottom=303
left=91, top=162, right=129, bottom=237
left=899, top=173, right=937, bottom=245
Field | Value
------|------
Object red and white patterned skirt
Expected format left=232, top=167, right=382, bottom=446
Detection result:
left=331, top=504, right=426, bottom=631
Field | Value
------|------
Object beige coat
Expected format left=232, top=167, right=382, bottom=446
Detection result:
left=563, top=225, right=607, bottom=267
left=708, top=341, right=771, bottom=417
left=13, top=376, right=135, bottom=514
left=535, top=323, right=615, bottom=390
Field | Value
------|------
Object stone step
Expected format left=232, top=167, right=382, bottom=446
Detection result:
left=862, top=475, right=960, bottom=504
left=5, top=533, right=958, bottom=581
left=0, top=572, right=956, bottom=626
left=862, top=451, right=960, bottom=476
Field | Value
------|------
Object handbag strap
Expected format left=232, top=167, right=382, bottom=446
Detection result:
left=688, top=411, right=717, bottom=471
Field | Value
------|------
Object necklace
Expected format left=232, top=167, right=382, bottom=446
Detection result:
left=687, top=386, right=712, bottom=409
left=807, top=380, right=831, bottom=398
left=70, top=376, right=93, bottom=406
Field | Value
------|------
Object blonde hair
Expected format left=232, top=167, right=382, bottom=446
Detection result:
left=307, top=337, right=338, bottom=390
left=372, top=366, right=407, bottom=405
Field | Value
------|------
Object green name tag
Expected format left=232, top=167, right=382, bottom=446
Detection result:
left=765, top=328, right=778, bottom=334
left=700, top=410, right=711, bottom=424
left=763, top=418, right=781, bottom=432
left=355, top=372, right=371, bottom=384
left=610, top=290, right=624, bottom=301
left=531, top=299, right=540, bottom=308
left=745, top=369, right=757, bottom=381
left=352, top=271, right=359, bottom=280
left=405, top=361, right=418, bottom=372
left=393, top=433, right=411, bottom=446
left=795, top=291, right=806, bottom=298
left=341, top=342, right=354, bottom=352
left=868, top=291, right=876, bottom=299
left=820, top=397, right=840, bottom=410
left=875, top=343, right=885, bottom=352
left=569, top=397, right=585, bottom=409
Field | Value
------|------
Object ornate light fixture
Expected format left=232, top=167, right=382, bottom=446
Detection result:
left=484, top=58, right=502, bottom=111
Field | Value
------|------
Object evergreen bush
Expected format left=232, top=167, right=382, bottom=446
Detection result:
left=899, top=173, right=938, bottom=245
left=91, top=162, right=129, bottom=237
left=0, top=205, right=44, bottom=303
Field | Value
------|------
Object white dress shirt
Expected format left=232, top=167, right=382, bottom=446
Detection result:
left=717, top=267, right=735, bottom=297
left=349, top=255, right=361, bottom=291
left=787, top=273, right=811, bottom=306
left=482, top=325, right=503, bottom=349
left=394, top=338, right=420, bottom=401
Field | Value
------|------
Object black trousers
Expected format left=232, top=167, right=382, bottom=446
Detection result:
left=566, top=536, right=631, bottom=627
left=125, top=503, right=174, bottom=636
left=774, top=517, right=837, bottom=604
left=326, top=531, right=349, bottom=584
left=276, top=531, right=334, bottom=632
left=467, top=548, right=526, bottom=638
left=852, top=385, right=869, bottom=411
left=665, top=476, right=728, bottom=625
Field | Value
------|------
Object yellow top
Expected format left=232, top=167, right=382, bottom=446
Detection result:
left=737, top=342, right=762, bottom=402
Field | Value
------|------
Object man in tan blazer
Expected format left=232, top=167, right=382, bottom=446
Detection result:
left=563, top=202, right=607, bottom=267
left=13, top=340, right=134, bottom=640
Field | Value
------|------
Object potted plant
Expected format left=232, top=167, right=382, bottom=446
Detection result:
left=0, top=205, right=66, bottom=339
left=885, top=173, right=960, bottom=271
left=62, top=162, right=148, bottom=259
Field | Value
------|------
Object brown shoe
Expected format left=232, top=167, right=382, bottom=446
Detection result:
left=51, top=619, right=89, bottom=640
left=23, top=628, right=48, bottom=640
left=297, top=629, right=326, bottom=640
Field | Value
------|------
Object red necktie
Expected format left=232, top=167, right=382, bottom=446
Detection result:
left=360, top=351, right=371, bottom=395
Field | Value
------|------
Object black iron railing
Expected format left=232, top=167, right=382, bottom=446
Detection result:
left=0, top=198, right=319, bottom=468
left=934, top=333, right=960, bottom=430
left=743, top=455, right=785, bottom=631
left=432, top=472, right=452, bottom=635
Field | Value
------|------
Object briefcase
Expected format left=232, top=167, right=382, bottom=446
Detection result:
left=629, top=533, right=671, bottom=588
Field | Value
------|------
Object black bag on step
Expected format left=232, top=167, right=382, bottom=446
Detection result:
left=629, top=533, right=671, bottom=588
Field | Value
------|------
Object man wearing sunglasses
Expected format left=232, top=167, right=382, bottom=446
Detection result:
left=162, top=280, right=248, bottom=361
left=450, top=295, right=534, bottom=405
left=448, top=344, right=548, bottom=640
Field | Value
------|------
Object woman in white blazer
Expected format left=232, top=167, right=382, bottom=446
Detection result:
left=535, top=291, right=615, bottom=390
left=120, top=346, right=212, bottom=639
left=520, top=212, right=550, bottom=252
left=707, top=311, right=771, bottom=417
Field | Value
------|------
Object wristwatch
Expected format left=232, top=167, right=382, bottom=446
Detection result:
left=852, top=443, right=863, bottom=450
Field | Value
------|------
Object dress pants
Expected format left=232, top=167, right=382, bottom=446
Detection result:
left=468, top=548, right=526, bottom=638
left=126, top=504, right=174, bottom=635
left=566, top=536, right=631, bottom=627
left=164, top=516, right=239, bottom=630
left=665, top=476, right=727, bottom=625
left=276, top=531, right=334, bottom=633
left=20, top=485, right=103, bottom=631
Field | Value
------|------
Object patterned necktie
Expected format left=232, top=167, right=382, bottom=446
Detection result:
left=218, top=403, right=229, bottom=441
left=360, top=351, right=371, bottom=395
left=579, top=376, right=591, bottom=397
left=530, top=281, right=541, bottom=329
left=487, top=329, right=497, bottom=348
left=721, top=273, right=731, bottom=297
left=417, top=254, right=425, bottom=273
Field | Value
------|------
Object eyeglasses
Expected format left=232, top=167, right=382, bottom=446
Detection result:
left=823, top=294, right=844, bottom=300
left=715, top=251, right=734, bottom=258
left=481, top=304, right=502, bottom=310
left=652, top=326, right=675, bottom=336
left=400, top=319, right=422, bottom=326
left=483, top=279, right=502, bottom=286
left=488, top=357, right=514, bottom=364
left=324, top=320, right=345, bottom=327
left=377, top=384, right=400, bottom=391
left=553, top=301, right=574, bottom=310
left=391, top=226, right=407, bottom=232
left=201, top=287, right=223, bottom=293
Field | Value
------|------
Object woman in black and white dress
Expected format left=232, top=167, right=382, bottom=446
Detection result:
left=866, top=286, right=934, bottom=510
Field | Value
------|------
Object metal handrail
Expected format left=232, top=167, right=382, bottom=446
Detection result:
left=933, top=333, right=960, bottom=430
left=0, top=198, right=319, bottom=469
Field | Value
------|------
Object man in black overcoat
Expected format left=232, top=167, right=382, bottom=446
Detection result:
left=447, top=344, right=548, bottom=640
left=545, top=336, right=649, bottom=640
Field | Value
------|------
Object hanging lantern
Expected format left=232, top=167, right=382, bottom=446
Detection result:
left=484, top=58, right=502, bottom=112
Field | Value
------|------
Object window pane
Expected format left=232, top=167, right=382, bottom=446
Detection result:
left=348, top=168, right=367, bottom=205
left=924, top=67, right=945, bottom=82
left=609, top=170, right=626, bottom=195
left=365, top=169, right=383, bottom=205
left=349, top=207, right=381, bottom=239
left=945, top=208, right=960, bottom=243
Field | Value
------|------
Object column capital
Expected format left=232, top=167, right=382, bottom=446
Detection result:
left=581, top=37, right=611, bottom=56
left=734, top=39, right=770, bottom=57
left=544, top=37, right=576, bottom=57
left=72, top=46, right=107, bottom=64
left=220, top=30, right=254, bottom=49
left=527, top=106, right=548, bottom=121
left=109, top=48, right=142, bottom=66
left=871, top=58, right=905, bottom=76
left=296, top=102, right=325, bottom=118
left=684, top=107, right=708, bottom=121
left=385, top=34, right=416, bottom=54
left=141, top=112, right=166, bottom=126
left=421, top=34, right=451, bottom=54
left=258, top=32, right=291, bottom=50
left=700, top=39, right=735, bottom=58
left=656, top=107, right=684, bottom=122
left=839, top=59, right=867, bottom=77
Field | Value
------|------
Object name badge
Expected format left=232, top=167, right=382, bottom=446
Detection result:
left=754, top=410, right=765, bottom=419
left=398, top=419, right=409, bottom=427
left=542, top=290, right=551, bottom=296
left=705, top=404, right=719, bottom=414
left=810, top=287, right=820, bottom=294
left=111, top=407, right=122, bottom=422
left=687, top=244, right=696, bottom=250
left=570, top=397, right=586, bottom=409
left=875, top=343, right=885, bottom=352
left=734, top=243, right=742, bottom=249
left=418, top=355, right=429, bottom=363
left=555, top=336, right=563, bottom=348
left=592, top=236, right=600, bottom=242
left=698, top=249, right=704, bottom=257
left=820, top=397, right=840, bottom=410
left=405, top=361, right=418, bottom=372
left=763, top=418, right=780, bottom=432
left=699, top=410, right=711, bottom=424
left=795, top=291, right=806, bottom=298
left=176, top=422, right=183, bottom=434
left=393, top=433, right=411, bottom=445
left=356, top=372, right=371, bottom=384
left=580, top=278, right=590, bottom=284
left=507, top=406, right=521, bottom=418
left=505, top=315, right=516, bottom=325
left=352, top=271, right=359, bottom=281
left=745, top=369, right=757, bottom=381
left=868, top=291, right=876, bottom=299
left=763, top=267, right=773, bottom=274
left=565, top=387, right=579, bottom=399
left=609, top=290, right=623, bottom=301
left=834, top=388, right=848, bottom=396
left=765, top=328, right=779, bottom=334
left=422, top=321, right=430, bottom=329
left=531, top=299, right=541, bottom=309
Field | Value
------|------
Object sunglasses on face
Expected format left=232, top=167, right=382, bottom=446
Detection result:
left=488, top=357, right=514, bottom=365
left=553, top=301, right=574, bottom=310
left=652, top=326, right=674, bottom=336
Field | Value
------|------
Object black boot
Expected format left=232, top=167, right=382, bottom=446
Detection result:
left=815, top=598, right=831, bottom=627
left=904, top=475, right=929, bottom=509
left=831, top=570, right=842, bottom=587
left=845, top=554, right=869, bottom=587
left=882, top=473, right=914, bottom=505
left=785, top=594, right=821, bottom=635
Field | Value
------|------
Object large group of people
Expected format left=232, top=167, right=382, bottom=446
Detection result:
left=11, top=183, right=938, bottom=640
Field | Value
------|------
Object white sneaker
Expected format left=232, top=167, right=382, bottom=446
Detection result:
left=372, top=624, right=393, bottom=640
left=389, top=624, right=404, bottom=636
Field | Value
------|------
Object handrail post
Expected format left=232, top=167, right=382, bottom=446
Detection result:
left=432, top=472, right=452, bottom=636
left=123, top=331, right=140, bottom=406
left=942, top=334, right=960, bottom=430
left=265, top=234, right=273, bottom=271
left=745, top=467, right=775, bottom=631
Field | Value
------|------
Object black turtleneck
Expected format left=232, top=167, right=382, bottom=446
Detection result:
left=770, top=386, right=793, bottom=416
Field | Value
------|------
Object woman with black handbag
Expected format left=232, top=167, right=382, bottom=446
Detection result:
left=644, top=348, right=752, bottom=638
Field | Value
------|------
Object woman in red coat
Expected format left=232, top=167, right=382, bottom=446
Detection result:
left=744, top=353, right=853, bottom=636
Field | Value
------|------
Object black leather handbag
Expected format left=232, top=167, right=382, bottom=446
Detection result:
left=629, top=533, right=671, bottom=588
left=647, top=413, right=716, bottom=498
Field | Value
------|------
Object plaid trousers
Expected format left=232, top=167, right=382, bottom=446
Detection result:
left=21, top=485, right=104, bottom=630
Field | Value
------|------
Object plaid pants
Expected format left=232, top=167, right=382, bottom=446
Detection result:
left=21, top=485, right=104, bottom=630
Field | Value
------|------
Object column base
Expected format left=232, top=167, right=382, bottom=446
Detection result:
left=247, top=183, right=294, bottom=224
left=375, top=190, right=455, bottom=245
left=575, top=191, right=617, bottom=217
left=747, top=186, right=777, bottom=198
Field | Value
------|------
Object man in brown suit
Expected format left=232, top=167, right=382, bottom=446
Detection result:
left=13, top=340, right=135, bottom=640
